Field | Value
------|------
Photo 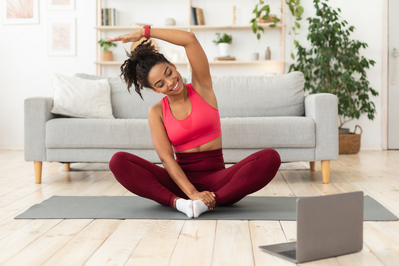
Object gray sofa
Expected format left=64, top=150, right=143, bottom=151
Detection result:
left=24, top=71, right=338, bottom=184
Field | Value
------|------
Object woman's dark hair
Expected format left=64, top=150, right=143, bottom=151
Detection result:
left=120, top=39, right=171, bottom=100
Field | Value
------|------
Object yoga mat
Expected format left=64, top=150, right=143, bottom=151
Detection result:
left=14, top=196, right=398, bottom=221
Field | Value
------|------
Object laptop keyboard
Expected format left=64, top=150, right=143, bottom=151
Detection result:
left=278, top=250, right=297, bottom=259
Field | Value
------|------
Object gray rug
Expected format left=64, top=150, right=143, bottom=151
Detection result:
left=14, top=196, right=398, bottom=221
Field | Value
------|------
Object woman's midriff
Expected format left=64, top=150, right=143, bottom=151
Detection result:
left=174, top=136, right=222, bottom=153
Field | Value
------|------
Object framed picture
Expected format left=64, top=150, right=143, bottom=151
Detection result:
left=2, top=0, right=39, bottom=25
left=47, top=17, right=76, bottom=56
left=47, top=0, right=75, bottom=11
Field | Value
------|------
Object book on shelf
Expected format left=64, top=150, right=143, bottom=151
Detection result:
left=191, top=6, right=205, bottom=25
left=101, top=8, right=116, bottom=26
left=214, top=57, right=236, bottom=61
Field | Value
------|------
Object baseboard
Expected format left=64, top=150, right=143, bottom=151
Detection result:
left=360, top=146, right=383, bottom=151
left=0, top=147, right=24, bottom=151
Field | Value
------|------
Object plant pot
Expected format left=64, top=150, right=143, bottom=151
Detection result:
left=258, top=13, right=277, bottom=23
left=339, top=128, right=350, bottom=135
left=218, top=43, right=230, bottom=57
left=100, top=51, right=114, bottom=61
left=339, top=125, right=363, bottom=154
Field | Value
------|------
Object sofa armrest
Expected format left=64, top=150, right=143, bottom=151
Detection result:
left=24, top=97, right=56, bottom=162
left=305, top=93, right=339, bottom=161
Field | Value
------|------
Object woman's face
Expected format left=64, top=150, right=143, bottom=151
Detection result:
left=147, top=62, right=184, bottom=95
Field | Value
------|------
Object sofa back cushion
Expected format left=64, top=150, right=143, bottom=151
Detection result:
left=75, top=71, right=304, bottom=118
left=74, top=73, right=168, bottom=119
left=212, top=71, right=305, bottom=118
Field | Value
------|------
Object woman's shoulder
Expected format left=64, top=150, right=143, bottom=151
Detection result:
left=148, top=100, right=163, bottom=118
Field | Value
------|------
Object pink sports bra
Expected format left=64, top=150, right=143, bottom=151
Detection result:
left=162, top=83, right=221, bottom=152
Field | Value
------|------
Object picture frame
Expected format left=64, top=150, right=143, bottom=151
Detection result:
left=47, top=0, right=75, bottom=11
left=2, top=0, right=39, bottom=25
left=47, top=17, right=76, bottom=56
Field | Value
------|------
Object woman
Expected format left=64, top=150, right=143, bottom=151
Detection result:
left=106, top=27, right=281, bottom=218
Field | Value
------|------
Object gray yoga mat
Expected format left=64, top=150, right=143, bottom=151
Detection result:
left=14, top=195, right=398, bottom=221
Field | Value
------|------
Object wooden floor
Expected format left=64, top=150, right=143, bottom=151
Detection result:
left=0, top=150, right=399, bottom=266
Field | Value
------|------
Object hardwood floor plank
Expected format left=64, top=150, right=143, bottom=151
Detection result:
left=125, top=220, right=185, bottom=266
left=41, top=219, right=122, bottom=266
left=85, top=220, right=153, bottom=266
left=212, top=221, right=254, bottom=266
left=168, top=220, right=216, bottom=266
left=249, top=221, right=292, bottom=266
left=0, top=219, right=63, bottom=264
left=279, top=171, right=321, bottom=197
left=363, top=222, right=399, bottom=266
left=2, top=219, right=92, bottom=266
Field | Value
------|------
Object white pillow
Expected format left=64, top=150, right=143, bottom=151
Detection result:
left=47, top=71, right=115, bottom=119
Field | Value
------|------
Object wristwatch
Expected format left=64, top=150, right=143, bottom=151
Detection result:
left=143, top=25, right=151, bottom=39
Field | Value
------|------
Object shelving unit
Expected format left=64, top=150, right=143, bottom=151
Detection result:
left=95, top=0, right=286, bottom=76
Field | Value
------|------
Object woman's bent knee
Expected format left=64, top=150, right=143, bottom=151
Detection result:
left=109, top=151, right=130, bottom=172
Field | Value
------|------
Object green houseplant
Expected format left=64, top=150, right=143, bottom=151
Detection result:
left=98, top=38, right=117, bottom=61
left=213, top=33, right=233, bottom=57
left=288, top=0, right=378, bottom=153
left=250, top=0, right=304, bottom=41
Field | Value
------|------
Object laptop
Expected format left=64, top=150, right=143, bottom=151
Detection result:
left=259, top=191, right=364, bottom=263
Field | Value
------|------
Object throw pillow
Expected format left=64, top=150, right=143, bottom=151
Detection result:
left=47, top=71, right=115, bottom=119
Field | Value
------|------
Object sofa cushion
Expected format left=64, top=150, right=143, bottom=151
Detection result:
left=213, top=71, right=305, bottom=117
left=46, top=118, right=153, bottom=149
left=46, top=116, right=315, bottom=149
left=74, top=73, right=186, bottom=119
left=220, top=117, right=315, bottom=148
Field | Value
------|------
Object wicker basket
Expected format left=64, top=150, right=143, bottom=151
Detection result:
left=339, top=125, right=363, bottom=154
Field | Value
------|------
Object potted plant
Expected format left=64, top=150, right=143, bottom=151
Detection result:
left=288, top=0, right=378, bottom=154
left=212, top=33, right=232, bottom=57
left=250, top=0, right=304, bottom=41
left=98, top=38, right=117, bottom=61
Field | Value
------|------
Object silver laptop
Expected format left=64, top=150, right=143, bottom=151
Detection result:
left=259, top=191, right=363, bottom=263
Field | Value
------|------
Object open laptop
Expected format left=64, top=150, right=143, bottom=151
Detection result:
left=259, top=191, right=363, bottom=264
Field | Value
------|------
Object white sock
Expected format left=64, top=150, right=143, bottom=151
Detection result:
left=176, top=198, right=193, bottom=218
left=193, top=200, right=209, bottom=218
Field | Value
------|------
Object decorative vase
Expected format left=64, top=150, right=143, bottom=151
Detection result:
left=265, top=47, right=271, bottom=60
left=100, top=51, right=113, bottom=61
left=218, top=43, right=230, bottom=57
left=165, top=18, right=176, bottom=26
left=251, top=52, right=259, bottom=60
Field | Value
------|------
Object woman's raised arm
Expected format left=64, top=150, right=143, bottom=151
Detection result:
left=106, top=28, right=212, bottom=90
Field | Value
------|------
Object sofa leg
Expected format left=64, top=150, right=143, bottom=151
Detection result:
left=34, top=161, right=42, bottom=184
left=64, top=163, right=70, bottom=172
left=321, top=160, right=330, bottom=184
left=309, top=161, right=315, bottom=171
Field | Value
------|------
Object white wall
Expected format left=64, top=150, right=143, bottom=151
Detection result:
left=0, top=0, right=384, bottom=150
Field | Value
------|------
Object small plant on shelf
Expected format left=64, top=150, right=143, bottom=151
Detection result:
left=213, top=33, right=232, bottom=57
left=98, top=38, right=117, bottom=61
left=98, top=38, right=117, bottom=52
left=212, top=33, right=232, bottom=45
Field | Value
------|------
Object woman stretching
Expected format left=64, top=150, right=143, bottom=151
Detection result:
left=106, top=27, right=281, bottom=218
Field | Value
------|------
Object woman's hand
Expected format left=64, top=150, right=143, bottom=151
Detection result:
left=105, top=29, right=143, bottom=43
left=189, top=191, right=216, bottom=210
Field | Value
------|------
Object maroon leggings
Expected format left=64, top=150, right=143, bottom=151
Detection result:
left=109, top=148, right=281, bottom=208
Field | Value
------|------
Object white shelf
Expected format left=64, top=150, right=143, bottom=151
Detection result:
left=95, top=61, right=189, bottom=65
left=94, top=24, right=285, bottom=31
left=95, top=0, right=286, bottom=75
left=95, top=60, right=284, bottom=66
